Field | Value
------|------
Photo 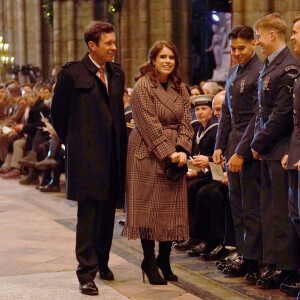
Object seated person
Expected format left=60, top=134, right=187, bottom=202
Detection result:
left=174, top=94, right=218, bottom=251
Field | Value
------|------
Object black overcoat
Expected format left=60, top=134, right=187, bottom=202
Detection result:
left=51, top=53, right=127, bottom=202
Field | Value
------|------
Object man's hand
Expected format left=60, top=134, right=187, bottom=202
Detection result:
left=281, top=154, right=288, bottom=170
left=192, top=155, right=209, bottom=169
left=294, top=160, right=300, bottom=171
left=213, top=149, right=223, bottom=164
left=186, top=169, right=197, bottom=178
left=251, top=149, right=259, bottom=159
left=227, top=153, right=244, bottom=172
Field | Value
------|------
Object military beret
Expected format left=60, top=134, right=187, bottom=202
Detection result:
left=191, top=94, right=214, bottom=107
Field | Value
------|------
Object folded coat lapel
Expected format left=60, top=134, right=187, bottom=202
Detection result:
left=151, top=82, right=181, bottom=121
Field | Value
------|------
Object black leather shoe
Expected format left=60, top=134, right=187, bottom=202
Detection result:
left=257, top=270, right=298, bottom=289
left=79, top=280, right=98, bottom=295
left=99, top=267, right=114, bottom=281
left=245, top=271, right=260, bottom=285
left=215, top=251, right=238, bottom=269
left=223, top=256, right=245, bottom=276
left=187, top=241, right=207, bottom=257
left=280, top=281, right=300, bottom=296
left=39, top=183, right=60, bottom=192
left=204, top=244, right=230, bottom=261
left=173, top=239, right=199, bottom=251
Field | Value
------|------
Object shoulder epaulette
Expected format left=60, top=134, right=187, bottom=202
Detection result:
left=62, top=60, right=80, bottom=69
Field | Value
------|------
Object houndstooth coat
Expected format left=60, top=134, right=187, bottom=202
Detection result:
left=121, top=74, right=194, bottom=241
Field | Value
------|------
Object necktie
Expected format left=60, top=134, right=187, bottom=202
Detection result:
left=99, top=67, right=106, bottom=85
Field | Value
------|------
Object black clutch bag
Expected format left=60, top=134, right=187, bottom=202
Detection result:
left=165, top=162, right=188, bottom=182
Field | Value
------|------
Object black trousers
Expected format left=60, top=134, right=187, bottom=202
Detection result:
left=193, top=182, right=228, bottom=244
left=226, top=158, right=262, bottom=260
left=75, top=166, right=118, bottom=283
left=260, top=160, right=299, bottom=270
left=187, top=173, right=212, bottom=239
left=288, top=170, right=300, bottom=240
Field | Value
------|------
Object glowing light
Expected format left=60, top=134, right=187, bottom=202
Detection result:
left=212, top=13, right=220, bottom=22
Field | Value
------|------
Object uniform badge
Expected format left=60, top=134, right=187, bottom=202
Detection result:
left=240, top=80, right=245, bottom=93
left=263, top=77, right=270, bottom=90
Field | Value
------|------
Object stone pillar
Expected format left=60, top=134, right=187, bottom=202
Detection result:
left=67, top=0, right=76, bottom=62
left=53, top=0, right=62, bottom=68
left=16, top=0, right=26, bottom=66
left=75, top=0, right=94, bottom=60
left=173, top=0, right=190, bottom=83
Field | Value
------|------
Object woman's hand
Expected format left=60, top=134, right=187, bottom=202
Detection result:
left=169, top=152, right=187, bottom=167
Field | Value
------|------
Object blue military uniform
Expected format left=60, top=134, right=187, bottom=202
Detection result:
left=215, top=53, right=263, bottom=261
left=251, top=46, right=300, bottom=271
left=286, top=74, right=300, bottom=240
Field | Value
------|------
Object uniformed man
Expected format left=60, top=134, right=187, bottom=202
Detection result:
left=251, top=13, right=300, bottom=289
left=213, top=25, right=263, bottom=281
left=279, top=15, right=300, bottom=298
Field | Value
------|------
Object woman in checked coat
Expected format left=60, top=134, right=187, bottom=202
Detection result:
left=122, top=41, right=194, bottom=284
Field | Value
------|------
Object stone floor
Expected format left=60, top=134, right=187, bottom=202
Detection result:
left=0, top=176, right=297, bottom=299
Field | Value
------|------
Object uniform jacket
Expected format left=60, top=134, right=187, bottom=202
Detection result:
left=122, top=75, right=193, bottom=241
left=287, top=75, right=300, bottom=169
left=192, top=115, right=218, bottom=157
left=251, top=46, right=300, bottom=160
left=215, top=54, right=262, bottom=160
left=51, top=53, right=127, bottom=202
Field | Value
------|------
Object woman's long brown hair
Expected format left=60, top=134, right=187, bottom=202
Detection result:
left=134, top=41, right=183, bottom=92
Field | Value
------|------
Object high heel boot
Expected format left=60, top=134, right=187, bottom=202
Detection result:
left=140, top=239, right=167, bottom=285
left=156, top=241, right=178, bottom=281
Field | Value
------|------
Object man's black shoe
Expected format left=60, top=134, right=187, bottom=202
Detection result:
left=280, top=281, right=300, bottom=296
left=186, top=241, right=208, bottom=257
left=205, top=244, right=230, bottom=261
left=245, top=271, right=260, bottom=285
left=173, top=239, right=199, bottom=251
left=99, top=267, right=114, bottom=281
left=257, top=270, right=298, bottom=289
left=79, top=280, right=99, bottom=295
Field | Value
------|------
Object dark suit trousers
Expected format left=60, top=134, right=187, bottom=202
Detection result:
left=187, top=173, right=212, bottom=239
left=76, top=164, right=118, bottom=283
left=226, top=158, right=262, bottom=260
left=260, top=160, right=299, bottom=270
left=194, top=182, right=227, bottom=244
left=288, top=170, right=300, bottom=239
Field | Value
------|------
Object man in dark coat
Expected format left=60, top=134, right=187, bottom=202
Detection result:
left=213, top=25, right=263, bottom=281
left=279, top=15, right=300, bottom=298
left=51, top=21, right=127, bottom=296
left=251, top=13, right=300, bottom=289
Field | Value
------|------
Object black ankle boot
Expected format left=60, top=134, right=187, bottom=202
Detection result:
left=140, top=239, right=167, bottom=285
left=156, top=241, right=178, bottom=281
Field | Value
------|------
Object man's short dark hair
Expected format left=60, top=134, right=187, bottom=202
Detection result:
left=228, top=25, right=254, bottom=41
left=294, top=15, right=300, bottom=24
left=84, top=21, right=115, bottom=48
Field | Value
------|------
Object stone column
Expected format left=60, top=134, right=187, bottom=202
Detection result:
left=53, top=0, right=62, bottom=68
left=67, top=0, right=76, bottom=62
left=16, top=0, right=26, bottom=66
left=75, top=0, right=94, bottom=59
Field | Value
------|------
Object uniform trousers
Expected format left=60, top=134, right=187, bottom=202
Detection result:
left=288, top=170, right=300, bottom=239
left=260, top=160, right=299, bottom=270
left=76, top=164, right=118, bottom=283
left=226, top=158, right=262, bottom=260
